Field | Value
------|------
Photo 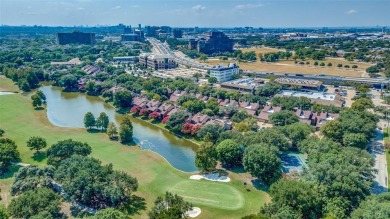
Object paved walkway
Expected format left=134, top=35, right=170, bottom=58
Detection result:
left=370, top=129, right=388, bottom=194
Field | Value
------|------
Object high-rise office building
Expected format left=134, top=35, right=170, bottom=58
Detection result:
left=189, top=31, right=233, bottom=55
left=56, top=31, right=95, bottom=45
left=173, top=29, right=183, bottom=39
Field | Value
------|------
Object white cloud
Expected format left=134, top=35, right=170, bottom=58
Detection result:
left=77, top=7, right=84, bottom=10
left=192, top=5, right=206, bottom=12
left=346, top=9, right=357, bottom=15
left=113, top=5, right=121, bottom=10
left=234, top=3, right=263, bottom=10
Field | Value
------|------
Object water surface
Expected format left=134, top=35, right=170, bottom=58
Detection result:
left=40, top=86, right=198, bottom=172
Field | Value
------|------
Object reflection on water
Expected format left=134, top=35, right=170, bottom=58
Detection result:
left=40, top=86, right=198, bottom=172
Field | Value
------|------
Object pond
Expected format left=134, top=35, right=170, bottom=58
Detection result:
left=39, top=86, right=198, bottom=172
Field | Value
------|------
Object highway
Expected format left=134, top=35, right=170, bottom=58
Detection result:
left=147, top=37, right=389, bottom=87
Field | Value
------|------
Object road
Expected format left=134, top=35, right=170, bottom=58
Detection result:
left=370, top=127, right=388, bottom=194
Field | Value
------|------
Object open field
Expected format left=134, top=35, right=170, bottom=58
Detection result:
left=203, top=59, right=371, bottom=77
left=0, top=78, right=269, bottom=218
left=240, top=47, right=285, bottom=54
left=0, top=75, right=19, bottom=92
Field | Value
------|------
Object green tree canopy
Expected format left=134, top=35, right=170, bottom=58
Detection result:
left=84, top=112, right=96, bottom=129
left=114, top=90, right=133, bottom=109
left=351, top=193, right=390, bottom=219
left=263, top=179, right=322, bottom=219
left=269, top=110, right=299, bottom=126
left=0, top=139, right=20, bottom=171
left=93, top=208, right=127, bottom=219
left=11, top=165, right=54, bottom=196
left=26, top=136, right=47, bottom=152
left=119, top=116, right=133, bottom=144
left=216, top=139, right=243, bottom=167
left=243, top=144, right=282, bottom=185
left=166, top=111, right=188, bottom=133
left=46, top=139, right=92, bottom=166
left=195, top=141, right=217, bottom=172
left=8, top=188, right=63, bottom=219
left=96, top=112, right=110, bottom=131
left=149, top=192, right=193, bottom=219
left=196, top=124, right=224, bottom=143
left=54, top=155, right=138, bottom=209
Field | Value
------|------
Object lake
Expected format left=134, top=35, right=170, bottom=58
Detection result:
left=40, top=85, right=198, bottom=172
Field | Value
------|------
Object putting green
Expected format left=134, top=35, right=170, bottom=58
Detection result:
left=169, top=180, right=244, bottom=210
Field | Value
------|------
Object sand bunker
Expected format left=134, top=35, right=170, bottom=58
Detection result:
left=185, top=207, right=201, bottom=218
left=190, top=173, right=231, bottom=182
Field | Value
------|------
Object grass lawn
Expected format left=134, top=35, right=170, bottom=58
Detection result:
left=169, top=181, right=244, bottom=210
left=0, top=78, right=269, bottom=218
left=200, top=57, right=373, bottom=77
left=0, top=75, right=19, bottom=92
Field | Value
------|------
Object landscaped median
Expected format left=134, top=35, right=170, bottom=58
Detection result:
left=0, top=81, right=269, bottom=218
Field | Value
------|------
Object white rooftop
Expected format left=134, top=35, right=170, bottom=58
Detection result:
left=280, top=90, right=336, bottom=101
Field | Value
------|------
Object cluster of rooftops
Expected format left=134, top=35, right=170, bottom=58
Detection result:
left=131, top=89, right=339, bottom=130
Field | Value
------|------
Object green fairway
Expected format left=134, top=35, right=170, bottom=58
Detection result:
left=169, top=180, right=244, bottom=210
left=0, top=77, right=269, bottom=218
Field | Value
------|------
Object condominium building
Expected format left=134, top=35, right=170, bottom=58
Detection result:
left=139, top=53, right=177, bottom=70
left=210, top=63, right=239, bottom=82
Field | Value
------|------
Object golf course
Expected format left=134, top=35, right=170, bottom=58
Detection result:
left=0, top=77, right=269, bottom=218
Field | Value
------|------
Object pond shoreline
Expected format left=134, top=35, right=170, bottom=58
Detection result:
left=38, top=85, right=199, bottom=172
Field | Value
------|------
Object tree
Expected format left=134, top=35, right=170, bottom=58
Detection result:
left=231, top=110, right=249, bottom=123
left=351, top=193, right=390, bottom=219
left=269, top=110, right=299, bottom=126
left=54, top=155, right=138, bottom=209
left=337, top=64, right=343, bottom=68
left=106, top=122, right=118, bottom=139
left=26, top=136, right=47, bottom=152
left=199, top=54, right=208, bottom=62
left=184, top=100, right=205, bottom=114
left=195, top=141, right=218, bottom=172
left=166, top=111, right=188, bottom=132
left=366, top=66, right=379, bottom=73
left=262, top=179, right=322, bottom=219
left=149, top=192, right=193, bottom=219
left=0, top=129, right=4, bottom=137
left=8, top=188, right=63, bottom=219
left=181, top=122, right=194, bottom=134
left=216, top=140, right=243, bottom=167
left=119, top=116, right=133, bottom=144
left=0, top=140, right=20, bottom=171
left=114, top=90, right=133, bottom=109
left=93, top=208, right=127, bottom=219
left=31, top=94, right=42, bottom=108
left=320, top=120, right=343, bottom=142
left=351, top=98, right=374, bottom=111
left=304, top=144, right=375, bottom=217
left=197, top=124, right=223, bottom=143
left=0, top=206, right=8, bottom=219
left=320, top=62, right=325, bottom=66
left=96, top=112, right=110, bottom=131
left=46, top=139, right=91, bottom=166
left=11, top=165, right=54, bottom=196
left=241, top=129, right=290, bottom=151
left=243, top=144, right=282, bottom=185
left=314, top=61, right=318, bottom=66
left=342, top=133, right=368, bottom=149
left=281, top=123, right=314, bottom=149
left=234, top=122, right=251, bottom=132
left=327, top=62, right=333, bottom=67
left=84, top=112, right=96, bottom=129
left=148, top=111, right=161, bottom=120
left=352, top=65, right=358, bottom=69
left=208, top=77, right=217, bottom=84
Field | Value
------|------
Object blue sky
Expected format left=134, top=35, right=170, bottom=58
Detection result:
left=0, top=0, right=389, bottom=27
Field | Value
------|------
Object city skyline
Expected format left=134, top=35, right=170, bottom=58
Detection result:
left=0, top=0, right=389, bottom=27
